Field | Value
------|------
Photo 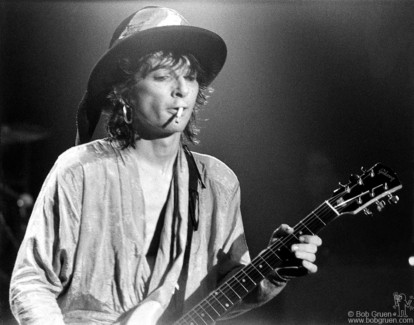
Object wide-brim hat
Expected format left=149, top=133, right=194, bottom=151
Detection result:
left=76, top=6, right=227, bottom=145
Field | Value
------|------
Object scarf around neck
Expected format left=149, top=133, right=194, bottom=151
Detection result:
left=144, top=146, right=190, bottom=312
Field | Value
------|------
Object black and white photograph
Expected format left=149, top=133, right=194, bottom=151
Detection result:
left=1, top=1, right=413, bottom=324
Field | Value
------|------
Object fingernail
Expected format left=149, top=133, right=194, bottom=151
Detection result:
left=292, top=245, right=298, bottom=251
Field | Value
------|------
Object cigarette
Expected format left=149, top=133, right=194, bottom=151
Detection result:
left=175, top=107, right=184, bottom=123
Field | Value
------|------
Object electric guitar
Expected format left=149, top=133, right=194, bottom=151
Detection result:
left=173, top=163, right=402, bottom=325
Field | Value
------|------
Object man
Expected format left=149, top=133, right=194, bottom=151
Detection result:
left=10, top=7, right=321, bottom=325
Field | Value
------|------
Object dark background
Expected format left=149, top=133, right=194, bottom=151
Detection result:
left=1, top=1, right=413, bottom=324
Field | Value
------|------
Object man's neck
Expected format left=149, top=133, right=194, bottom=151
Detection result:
left=133, top=134, right=181, bottom=175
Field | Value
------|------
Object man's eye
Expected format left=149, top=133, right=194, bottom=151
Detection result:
left=185, top=74, right=197, bottom=82
left=153, top=74, right=171, bottom=81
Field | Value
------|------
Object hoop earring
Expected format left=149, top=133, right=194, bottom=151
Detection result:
left=122, top=104, right=133, bottom=124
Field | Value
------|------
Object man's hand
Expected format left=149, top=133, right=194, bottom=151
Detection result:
left=269, top=224, right=322, bottom=280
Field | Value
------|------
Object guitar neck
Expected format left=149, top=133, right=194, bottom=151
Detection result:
left=173, top=199, right=340, bottom=325
left=172, top=162, right=402, bottom=325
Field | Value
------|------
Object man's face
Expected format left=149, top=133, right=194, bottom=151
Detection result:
left=128, top=57, right=199, bottom=139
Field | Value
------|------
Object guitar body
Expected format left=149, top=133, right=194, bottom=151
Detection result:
left=171, top=163, right=402, bottom=325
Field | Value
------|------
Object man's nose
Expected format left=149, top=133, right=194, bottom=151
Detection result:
left=172, top=76, right=189, bottom=98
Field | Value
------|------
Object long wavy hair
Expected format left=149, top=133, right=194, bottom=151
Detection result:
left=105, top=51, right=212, bottom=149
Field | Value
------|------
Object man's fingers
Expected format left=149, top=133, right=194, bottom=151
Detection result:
left=299, top=235, right=322, bottom=246
left=292, top=243, right=318, bottom=254
left=270, top=225, right=322, bottom=279
left=302, top=260, right=318, bottom=274
left=272, top=224, right=294, bottom=239
left=271, top=226, right=322, bottom=247
left=292, top=250, right=317, bottom=263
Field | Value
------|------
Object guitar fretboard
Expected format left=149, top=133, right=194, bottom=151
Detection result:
left=171, top=162, right=402, bottom=325
left=173, top=199, right=340, bottom=325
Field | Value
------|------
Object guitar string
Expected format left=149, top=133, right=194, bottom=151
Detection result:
left=179, top=183, right=382, bottom=325
left=178, top=169, right=384, bottom=323
left=178, top=221, right=333, bottom=324
left=179, top=197, right=343, bottom=324
left=178, top=193, right=346, bottom=324
left=183, top=172, right=396, bottom=325
left=213, top=169, right=381, bottom=303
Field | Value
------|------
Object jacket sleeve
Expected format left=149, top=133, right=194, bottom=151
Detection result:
left=217, top=183, right=287, bottom=321
left=9, top=159, right=82, bottom=325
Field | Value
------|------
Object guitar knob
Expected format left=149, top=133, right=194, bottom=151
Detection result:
left=363, top=208, right=373, bottom=216
left=387, top=195, right=399, bottom=205
left=376, top=200, right=385, bottom=212
left=338, top=182, right=350, bottom=193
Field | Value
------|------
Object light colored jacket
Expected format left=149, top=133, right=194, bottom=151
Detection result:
left=10, top=140, right=286, bottom=324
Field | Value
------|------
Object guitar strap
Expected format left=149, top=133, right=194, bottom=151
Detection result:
left=161, top=146, right=204, bottom=322
left=183, top=144, right=204, bottom=232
